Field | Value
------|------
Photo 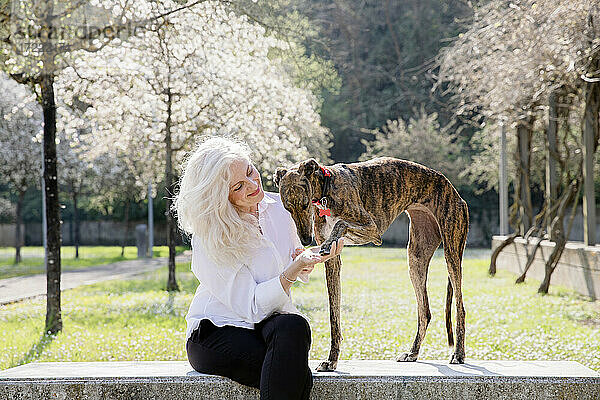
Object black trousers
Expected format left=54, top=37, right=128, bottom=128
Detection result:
left=187, top=313, right=313, bottom=400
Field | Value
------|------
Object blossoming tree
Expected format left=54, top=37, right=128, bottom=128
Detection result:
left=57, top=0, right=332, bottom=291
left=1, top=0, right=211, bottom=333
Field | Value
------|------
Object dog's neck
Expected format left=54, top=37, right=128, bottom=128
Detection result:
left=310, top=167, right=332, bottom=202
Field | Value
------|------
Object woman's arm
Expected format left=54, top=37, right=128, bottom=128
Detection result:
left=191, top=234, right=293, bottom=324
left=194, top=255, right=289, bottom=324
left=279, top=252, right=318, bottom=295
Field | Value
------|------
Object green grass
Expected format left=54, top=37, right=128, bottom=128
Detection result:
left=1, top=247, right=599, bottom=372
left=0, top=246, right=188, bottom=279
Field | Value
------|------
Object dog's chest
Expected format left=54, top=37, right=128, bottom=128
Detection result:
left=318, top=214, right=357, bottom=245
left=320, top=214, right=340, bottom=239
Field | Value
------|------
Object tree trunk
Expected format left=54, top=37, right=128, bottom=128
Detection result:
left=384, top=0, right=402, bottom=66
left=165, top=88, right=179, bottom=292
left=14, top=190, right=25, bottom=264
left=582, top=66, right=600, bottom=246
left=41, top=71, right=62, bottom=335
left=489, top=233, right=517, bottom=275
left=121, top=200, right=130, bottom=258
left=515, top=236, right=542, bottom=284
left=538, top=180, right=580, bottom=294
left=489, top=185, right=522, bottom=276
left=516, top=199, right=560, bottom=284
left=537, top=239, right=565, bottom=294
left=73, top=191, right=80, bottom=259
left=546, top=92, right=559, bottom=240
left=517, top=122, right=533, bottom=235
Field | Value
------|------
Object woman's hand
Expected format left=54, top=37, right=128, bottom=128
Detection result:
left=293, top=248, right=323, bottom=267
left=291, top=247, right=315, bottom=284
left=291, top=247, right=304, bottom=260
left=282, top=249, right=320, bottom=288
left=286, top=238, right=345, bottom=279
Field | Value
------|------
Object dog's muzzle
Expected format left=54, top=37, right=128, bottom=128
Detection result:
left=300, top=235, right=314, bottom=246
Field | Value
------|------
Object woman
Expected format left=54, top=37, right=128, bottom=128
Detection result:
left=174, top=136, right=343, bottom=399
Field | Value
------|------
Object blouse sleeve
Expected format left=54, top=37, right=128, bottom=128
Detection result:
left=191, top=235, right=290, bottom=324
left=285, top=206, right=303, bottom=252
left=283, top=206, right=312, bottom=283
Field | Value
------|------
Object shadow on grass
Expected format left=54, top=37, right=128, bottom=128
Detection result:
left=10, top=332, right=58, bottom=368
left=545, top=288, right=597, bottom=302
left=166, top=291, right=176, bottom=315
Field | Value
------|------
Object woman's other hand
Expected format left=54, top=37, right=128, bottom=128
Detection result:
left=282, top=248, right=321, bottom=288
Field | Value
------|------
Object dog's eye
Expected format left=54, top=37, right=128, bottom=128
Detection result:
left=302, top=200, right=309, bottom=210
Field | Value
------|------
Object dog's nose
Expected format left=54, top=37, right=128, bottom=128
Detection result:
left=300, top=236, right=313, bottom=246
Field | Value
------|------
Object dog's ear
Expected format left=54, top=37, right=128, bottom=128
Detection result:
left=274, top=167, right=288, bottom=188
left=298, top=158, right=320, bottom=177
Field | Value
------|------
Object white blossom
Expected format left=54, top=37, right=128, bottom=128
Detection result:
left=0, top=73, right=42, bottom=194
left=56, top=0, right=331, bottom=185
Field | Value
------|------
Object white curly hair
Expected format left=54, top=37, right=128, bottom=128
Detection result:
left=174, top=136, right=262, bottom=266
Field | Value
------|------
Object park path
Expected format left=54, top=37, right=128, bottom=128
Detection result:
left=0, top=254, right=191, bottom=306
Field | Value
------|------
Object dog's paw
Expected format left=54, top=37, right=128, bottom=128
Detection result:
left=319, top=244, right=332, bottom=256
left=316, top=360, right=337, bottom=371
left=449, top=352, right=465, bottom=364
left=396, top=352, right=418, bottom=362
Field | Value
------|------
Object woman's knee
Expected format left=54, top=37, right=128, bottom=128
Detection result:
left=186, top=339, right=262, bottom=388
left=270, top=314, right=311, bottom=343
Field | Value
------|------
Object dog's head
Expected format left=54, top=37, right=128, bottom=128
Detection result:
left=274, top=159, right=321, bottom=246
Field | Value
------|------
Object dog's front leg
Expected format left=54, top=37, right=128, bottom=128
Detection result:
left=319, top=220, right=348, bottom=255
left=320, top=213, right=382, bottom=255
left=316, top=254, right=342, bottom=372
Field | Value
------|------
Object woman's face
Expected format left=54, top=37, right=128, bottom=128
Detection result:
left=228, top=158, right=264, bottom=212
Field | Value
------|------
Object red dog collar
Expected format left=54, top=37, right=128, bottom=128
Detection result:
left=312, top=167, right=332, bottom=217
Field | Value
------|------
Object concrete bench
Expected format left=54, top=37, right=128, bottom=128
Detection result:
left=1, top=360, right=598, bottom=399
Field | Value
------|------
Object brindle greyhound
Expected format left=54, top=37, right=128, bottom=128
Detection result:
left=274, top=157, right=469, bottom=372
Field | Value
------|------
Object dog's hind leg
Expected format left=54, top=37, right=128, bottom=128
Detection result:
left=441, top=200, right=469, bottom=364
left=316, top=254, right=343, bottom=372
left=397, top=209, right=441, bottom=362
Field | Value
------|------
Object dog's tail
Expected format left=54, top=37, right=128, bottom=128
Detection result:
left=445, top=277, right=454, bottom=348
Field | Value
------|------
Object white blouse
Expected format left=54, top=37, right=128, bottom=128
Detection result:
left=185, top=191, right=305, bottom=339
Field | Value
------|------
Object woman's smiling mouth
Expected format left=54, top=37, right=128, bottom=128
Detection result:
left=248, top=186, right=261, bottom=197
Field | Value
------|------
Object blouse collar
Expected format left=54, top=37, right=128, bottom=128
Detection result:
left=258, top=191, right=277, bottom=214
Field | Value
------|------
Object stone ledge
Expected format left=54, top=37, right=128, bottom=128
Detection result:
left=492, top=235, right=600, bottom=299
left=1, top=360, right=599, bottom=400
